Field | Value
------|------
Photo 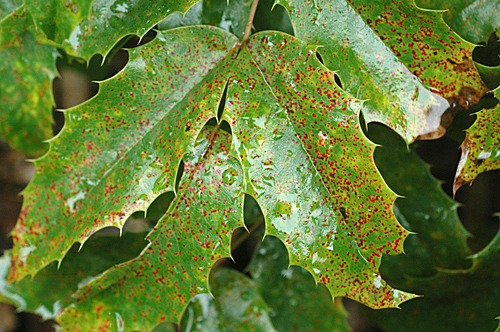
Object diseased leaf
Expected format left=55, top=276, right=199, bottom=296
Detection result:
left=248, top=236, right=349, bottom=332
left=0, top=232, right=148, bottom=319
left=8, top=26, right=240, bottom=281
left=23, top=0, right=93, bottom=43
left=225, top=31, right=414, bottom=308
left=278, top=0, right=488, bottom=142
left=0, top=7, right=58, bottom=157
left=454, top=87, right=500, bottom=192
left=62, top=0, right=200, bottom=60
left=415, top=0, right=500, bottom=44
left=58, top=127, right=246, bottom=331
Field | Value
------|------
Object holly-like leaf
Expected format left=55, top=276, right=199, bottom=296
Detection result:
left=23, top=0, right=93, bottom=43
left=475, top=62, right=500, bottom=90
left=158, top=0, right=252, bottom=40
left=278, top=0, right=487, bottom=142
left=61, top=0, right=200, bottom=60
left=0, top=7, right=58, bottom=157
left=415, top=0, right=500, bottom=44
left=454, top=87, right=500, bottom=192
left=0, top=232, right=148, bottom=319
left=58, top=126, right=246, bottom=331
left=224, top=31, right=413, bottom=308
left=8, top=26, right=240, bottom=282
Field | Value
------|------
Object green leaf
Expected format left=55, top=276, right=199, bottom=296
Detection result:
left=0, top=232, right=148, bottom=319
left=475, top=62, right=500, bottom=90
left=61, top=0, right=200, bottom=60
left=179, top=237, right=349, bottom=332
left=58, top=127, right=245, bottom=331
left=23, top=0, right=93, bottom=43
left=0, top=0, right=22, bottom=20
left=278, top=0, right=488, bottom=142
left=454, top=87, right=500, bottom=192
left=364, top=122, right=471, bottom=282
left=0, top=7, right=58, bottom=157
left=9, top=26, right=240, bottom=282
left=158, top=0, right=252, bottom=40
left=415, top=0, right=500, bottom=44
left=248, top=236, right=349, bottom=332
left=224, top=31, right=414, bottom=308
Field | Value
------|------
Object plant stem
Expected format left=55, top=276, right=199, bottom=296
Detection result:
left=241, top=0, right=260, bottom=44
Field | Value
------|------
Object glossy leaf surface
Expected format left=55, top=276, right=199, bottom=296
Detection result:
left=23, top=0, right=93, bottom=43
left=9, top=26, right=240, bottom=281
left=415, top=0, right=500, bottom=44
left=0, top=232, right=148, bottom=319
left=278, top=0, right=487, bottom=142
left=58, top=127, right=245, bottom=331
left=224, top=31, right=412, bottom=308
left=0, top=7, right=58, bottom=156
left=454, top=87, right=500, bottom=191
left=158, top=0, right=252, bottom=39
left=61, top=0, right=199, bottom=60
left=179, top=237, right=349, bottom=332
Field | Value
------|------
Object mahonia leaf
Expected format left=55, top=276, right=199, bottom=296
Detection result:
left=415, top=0, right=500, bottom=44
left=158, top=0, right=252, bottom=40
left=454, top=87, right=500, bottom=192
left=58, top=127, right=246, bottom=331
left=224, top=31, right=413, bottom=307
left=23, top=0, right=93, bottom=43
left=8, top=26, right=240, bottom=281
left=0, top=6, right=59, bottom=157
left=278, top=0, right=488, bottom=142
left=61, top=0, right=199, bottom=60
left=0, top=232, right=148, bottom=319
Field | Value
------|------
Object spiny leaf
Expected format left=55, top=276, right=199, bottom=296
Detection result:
left=475, top=62, right=500, bottom=90
left=61, top=0, right=200, bottom=60
left=415, top=0, right=500, bottom=44
left=0, top=232, right=148, bottom=319
left=23, top=0, right=93, bottom=43
left=0, top=6, right=58, bottom=157
left=278, top=0, right=488, bottom=142
left=158, top=0, right=252, bottom=40
left=57, top=127, right=245, bottom=331
left=8, top=26, right=240, bottom=281
left=454, top=87, right=500, bottom=192
left=224, top=31, right=413, bottom=307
